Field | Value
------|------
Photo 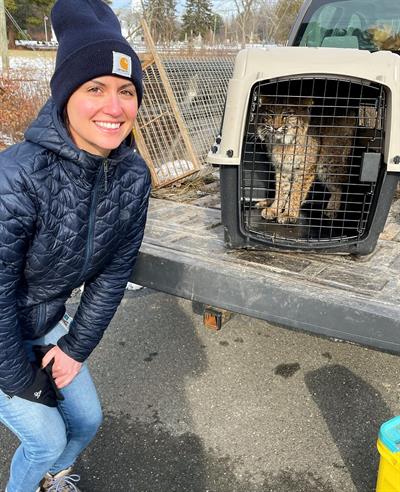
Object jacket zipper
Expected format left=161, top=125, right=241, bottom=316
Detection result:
left=76, top=162, right=104, bottom=285
left=36, top=302, right=45, bottom=330
left=104, top=159, right=109, bottom=192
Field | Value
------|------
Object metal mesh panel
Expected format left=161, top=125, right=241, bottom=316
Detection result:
left=136, top=54, right=234, bottom=188
left=161, top=56, right=235, bottom=163
left=241, top=76, right=386, bottom=247
left=136, top=61, right=198, bottom=187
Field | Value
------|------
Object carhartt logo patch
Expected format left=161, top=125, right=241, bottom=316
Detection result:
left=112, top=51, right=132, bottom=78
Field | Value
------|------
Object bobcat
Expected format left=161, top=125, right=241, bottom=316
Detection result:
left=256, top=96, right=356, bottom=222
left=256, top=96, right=319, bottom=224
left=317, top=110, right=357, bottom=218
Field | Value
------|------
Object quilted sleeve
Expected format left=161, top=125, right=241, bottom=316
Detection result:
left=0, top=167, right=37, bottom=395
left=57, top=173, right=151, bottom=362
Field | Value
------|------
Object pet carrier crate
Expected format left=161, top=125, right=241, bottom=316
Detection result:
left=208, top=47, right=400, bottom=254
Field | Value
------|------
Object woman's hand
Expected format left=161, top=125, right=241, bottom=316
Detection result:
left=42, top=346, right=82, bottom=389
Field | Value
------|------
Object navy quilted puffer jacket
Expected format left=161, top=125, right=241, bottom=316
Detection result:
left=0, top=99, right=151, bottom=395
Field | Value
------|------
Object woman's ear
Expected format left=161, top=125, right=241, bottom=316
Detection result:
left=126, top=130, right=135, bottom=148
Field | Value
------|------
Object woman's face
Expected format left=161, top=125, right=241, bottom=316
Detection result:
left=66, top=75, right=138, bottom=157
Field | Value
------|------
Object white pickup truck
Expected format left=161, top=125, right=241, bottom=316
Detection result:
left=132, top=0, right=400, bottom=353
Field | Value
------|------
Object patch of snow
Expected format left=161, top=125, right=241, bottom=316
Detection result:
left=71, top=282, right=143, bottom=299
left=1, top=54, right=55, bottom=81
left=126, top=282, right=143, bottom=291
left=157, top=159, right=194, bottom=180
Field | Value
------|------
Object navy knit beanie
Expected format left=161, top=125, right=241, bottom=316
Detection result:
left=50, top=0, right=143, bottom=112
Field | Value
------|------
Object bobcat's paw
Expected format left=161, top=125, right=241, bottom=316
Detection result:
left=324, top=209, right=337, bottom=219
left=261, top=207, right=279, bottom=221
left=255, top=199, right=273, bottom=209
left=324, top=198, right=340, bottom=219
left=324, top=204, right=339, bottom=219
left=277, top=212, right=299, bottom=224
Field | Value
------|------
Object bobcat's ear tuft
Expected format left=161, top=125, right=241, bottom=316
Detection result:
left=302, top=97, right=314, bottom=106
left=301, top=97, right=314, bottom=114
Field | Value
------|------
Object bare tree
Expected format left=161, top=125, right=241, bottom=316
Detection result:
left=254, top=0, right=279, bottom=43
left=233, top=0, right=257, bottom=47
left=141, top=0, right=177, bottom=44
left=118, top=6, right=142, bottom=41
left=270, top=0, right=303, bottom=44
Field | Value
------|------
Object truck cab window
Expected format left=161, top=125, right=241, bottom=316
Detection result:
left=294, top=0, right=400, bottom=52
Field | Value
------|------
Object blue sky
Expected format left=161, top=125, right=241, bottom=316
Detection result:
left=112, top=0, right=185, bottom=15
left=112, top=1, right=231, bottom=15
left=112, top=0, right=132, bottom=8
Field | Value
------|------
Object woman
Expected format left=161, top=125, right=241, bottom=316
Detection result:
left=0, top=1, right=151, bottom=491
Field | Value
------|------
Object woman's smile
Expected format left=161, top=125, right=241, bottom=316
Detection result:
left=94, top=121, right=123, bottom=130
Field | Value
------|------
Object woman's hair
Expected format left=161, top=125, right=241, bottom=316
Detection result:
left=62, top=106, right=74, bottom=141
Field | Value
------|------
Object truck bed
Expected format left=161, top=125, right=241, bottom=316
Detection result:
left=132, top=185, right=400, bottom=353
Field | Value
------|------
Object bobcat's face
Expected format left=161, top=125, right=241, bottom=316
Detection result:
left=257, top=97, right=313, bottom=145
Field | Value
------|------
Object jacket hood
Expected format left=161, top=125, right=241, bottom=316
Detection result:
left=24, top=98, right=135, bottom=166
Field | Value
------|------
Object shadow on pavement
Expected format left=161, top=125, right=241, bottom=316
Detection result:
left=78, top=411, right=337, bottom=492
left=305, top=364, right=392, bottom=492
left=76, top=291, right=338, bottom=492
left=76, top=290, right=210, bottom=491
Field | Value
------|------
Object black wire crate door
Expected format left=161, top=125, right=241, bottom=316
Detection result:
left=240, top=76, right=386, bottom=249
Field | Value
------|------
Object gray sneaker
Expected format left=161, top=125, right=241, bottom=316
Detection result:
left=38, top=467, right=81, bottom=491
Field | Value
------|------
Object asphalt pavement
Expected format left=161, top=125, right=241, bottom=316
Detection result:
left=1, top=288, right=399, bottom=492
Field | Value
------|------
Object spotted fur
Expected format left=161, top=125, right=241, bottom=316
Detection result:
left=256, top=96, right=319, bottom=224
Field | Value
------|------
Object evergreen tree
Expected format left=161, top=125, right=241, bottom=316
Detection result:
left=5, top=0, right=53, bottom=46
left=5, top=0, right=53, bottom=31
left=181, top=0, right=214, bottom=40
left=5, top=0, right=112, bottom=46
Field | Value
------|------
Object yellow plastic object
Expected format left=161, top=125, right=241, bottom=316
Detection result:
left=376, top=439, right=400, bottom=492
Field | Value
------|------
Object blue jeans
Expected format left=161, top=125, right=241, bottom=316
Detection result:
left=0, top=314, right=103, bottom=492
